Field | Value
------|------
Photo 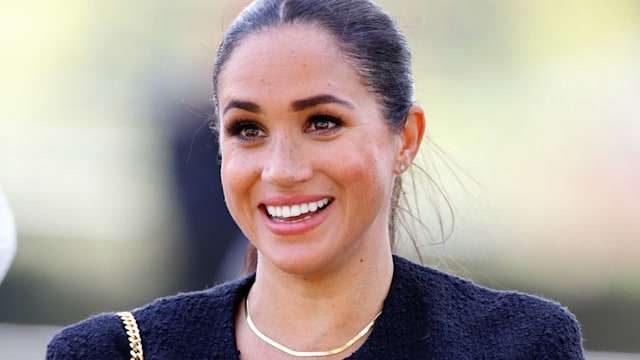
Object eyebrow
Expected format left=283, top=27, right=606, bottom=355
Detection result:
left=223, top=100, right=261, bottom=115
left=222, top=94, right=354, bottom=115
left=290, top=94, right=355, bottom=112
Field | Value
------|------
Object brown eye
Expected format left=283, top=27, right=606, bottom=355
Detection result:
left=241, top=127, right=265, bottom=137
left=224, top=120, right=267, bottom=143
left=306, top=115, right=342, bottom=133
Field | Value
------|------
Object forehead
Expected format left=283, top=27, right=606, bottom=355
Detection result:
left=217, top=25, right=369, bottom=106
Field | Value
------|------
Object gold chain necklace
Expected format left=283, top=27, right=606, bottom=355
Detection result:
left=245, top=296, right=382, bottom=357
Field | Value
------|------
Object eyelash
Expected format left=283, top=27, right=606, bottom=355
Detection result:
left=224, top=120, right=265, bottom=142
left=223, top=112, right=344, bottom=142
left=305, top=113, right=344, bottom=133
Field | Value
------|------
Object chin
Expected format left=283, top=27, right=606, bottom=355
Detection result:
left=259, top=246, right=346, bottom=278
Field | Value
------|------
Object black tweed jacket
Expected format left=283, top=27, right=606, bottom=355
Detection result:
left=47, top=256, right=584, bottom=359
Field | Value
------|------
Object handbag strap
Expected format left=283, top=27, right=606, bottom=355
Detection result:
left=116, top=311, right=144, bottom=360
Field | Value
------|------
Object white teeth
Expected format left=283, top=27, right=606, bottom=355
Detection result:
left=291, top=205, right=301, bottom=217
left=266, top=198, right=330, bottom=219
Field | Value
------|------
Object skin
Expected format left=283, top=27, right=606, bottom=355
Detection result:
left=217, top=25, right=425, bottom=359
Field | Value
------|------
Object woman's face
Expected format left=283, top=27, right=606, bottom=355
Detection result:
left=218, top=26, right=402, bottom=276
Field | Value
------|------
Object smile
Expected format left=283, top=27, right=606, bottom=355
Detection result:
left=265, top=198, right=331, bottom=222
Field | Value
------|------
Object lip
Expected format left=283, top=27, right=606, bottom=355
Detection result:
left=261, top=194, right=330, bottom=207
left=260, top=195, right=333, bottom=236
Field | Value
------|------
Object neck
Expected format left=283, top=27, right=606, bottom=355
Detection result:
left=247, top=247, right=394, bottom=353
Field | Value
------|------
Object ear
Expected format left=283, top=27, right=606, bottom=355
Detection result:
left=395, top=104, right=425, bottom=173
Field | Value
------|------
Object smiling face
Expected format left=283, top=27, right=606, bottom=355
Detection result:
left=217, top=25, right=403, bottom=276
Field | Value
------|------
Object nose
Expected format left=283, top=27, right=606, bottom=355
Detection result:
left=261, top=134, right=313, bottom=188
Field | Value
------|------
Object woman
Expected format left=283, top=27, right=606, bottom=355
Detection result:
left=47, top=0, right=584, bottom=358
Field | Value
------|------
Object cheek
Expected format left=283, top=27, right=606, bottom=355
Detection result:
left=335, top=137, right=394, bottom=198
left=220, top=165, right=238, bottom=223
left=220, top=149, right=259, bottom=217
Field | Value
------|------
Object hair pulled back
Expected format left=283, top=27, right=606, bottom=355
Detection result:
left=211, top=0, right=416, bottom=273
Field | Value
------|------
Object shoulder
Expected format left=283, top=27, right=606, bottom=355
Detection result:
left=472, top=288, right=583, bottom=358
left=47, top=275, right=253, bottom=359
left=132, top=275, right=249, bottom=335
left=132, top=275, right=252, bottom=357
left=390, top=255, right=584, bottom=358
left=134, top=275, right=247, bottom=322
left=46, top=313, right=129, bottom=360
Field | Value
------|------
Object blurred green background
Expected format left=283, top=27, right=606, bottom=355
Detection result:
left=1, top=0, right=638, bottom=354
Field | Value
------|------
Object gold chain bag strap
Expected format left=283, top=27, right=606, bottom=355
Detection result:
left=116, top=311, right=144, bottom=360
